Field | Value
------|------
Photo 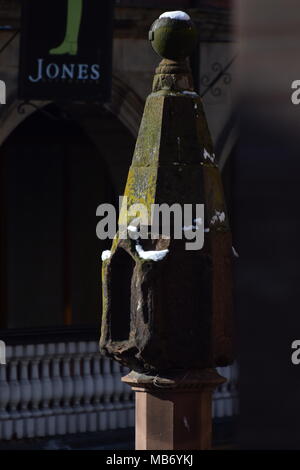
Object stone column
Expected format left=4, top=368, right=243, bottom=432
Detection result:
left=100, top=10, right=233, bottom=451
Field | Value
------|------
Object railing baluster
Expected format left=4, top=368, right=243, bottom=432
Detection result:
left=10, top=345, right=22, bottom=438
left=92, top=349, right=104, bottom=431
left=41, top=343, right=53, bottom=436
left=75, top=342, right=86, bottom=433
left=112, top=361, right=126, bottom=429
left=18, top=344, right=31, bottom=437
left=50, top=343, right=64, bottom=435
left=45, top=343, right=56, bottom=436
left=232, top=362, right=239, bottom=415
left=66, top=342, right=77, bottom=434
left=61, top=341, right=74, bottom=434
left=32, top=344, right=43, bottom=437
left=0, top=347, right=10, bottom=440
left=102, top=356, right=115, bottom=430
left=85, top=341, right=96, bottom=432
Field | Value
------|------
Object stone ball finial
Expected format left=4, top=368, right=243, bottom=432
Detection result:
left=149, top=11, right=198, bottom=61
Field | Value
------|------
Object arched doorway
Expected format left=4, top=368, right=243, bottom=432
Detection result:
left=0, top=103, right=135, bottom=328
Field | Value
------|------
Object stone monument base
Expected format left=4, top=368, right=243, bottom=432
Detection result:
left=122, top=368, right=225, bottom=450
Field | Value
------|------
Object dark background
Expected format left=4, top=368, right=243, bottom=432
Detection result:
left=235, top=0, right=300, bottom=449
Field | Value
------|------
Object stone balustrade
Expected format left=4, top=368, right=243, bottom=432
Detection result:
left=0, top=339, right=237, bottom=441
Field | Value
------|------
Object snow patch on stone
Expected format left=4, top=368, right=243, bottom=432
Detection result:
left=182, top=90, right=198, bottom=97
left=136, top=244, right=169, bottom=261
left=232, top=246, right=239, bottom=258
left=211, top=210, right=226, bottom=225
left=127, top=225, right=138, bottom=232
left=101, top=250, right=111, bottom=261
left=159, top=11, right=191, bottom=21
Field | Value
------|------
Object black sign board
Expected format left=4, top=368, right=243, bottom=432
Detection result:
left=19, top=0, right=114, bottom=101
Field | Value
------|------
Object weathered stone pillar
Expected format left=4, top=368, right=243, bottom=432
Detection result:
left=123, top=369, right=225, bottom=450
left=100, top=10, right=233, bottom=450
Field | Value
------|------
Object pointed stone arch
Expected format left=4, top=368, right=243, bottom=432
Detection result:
left=0, top=75, right=143, bottom=147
